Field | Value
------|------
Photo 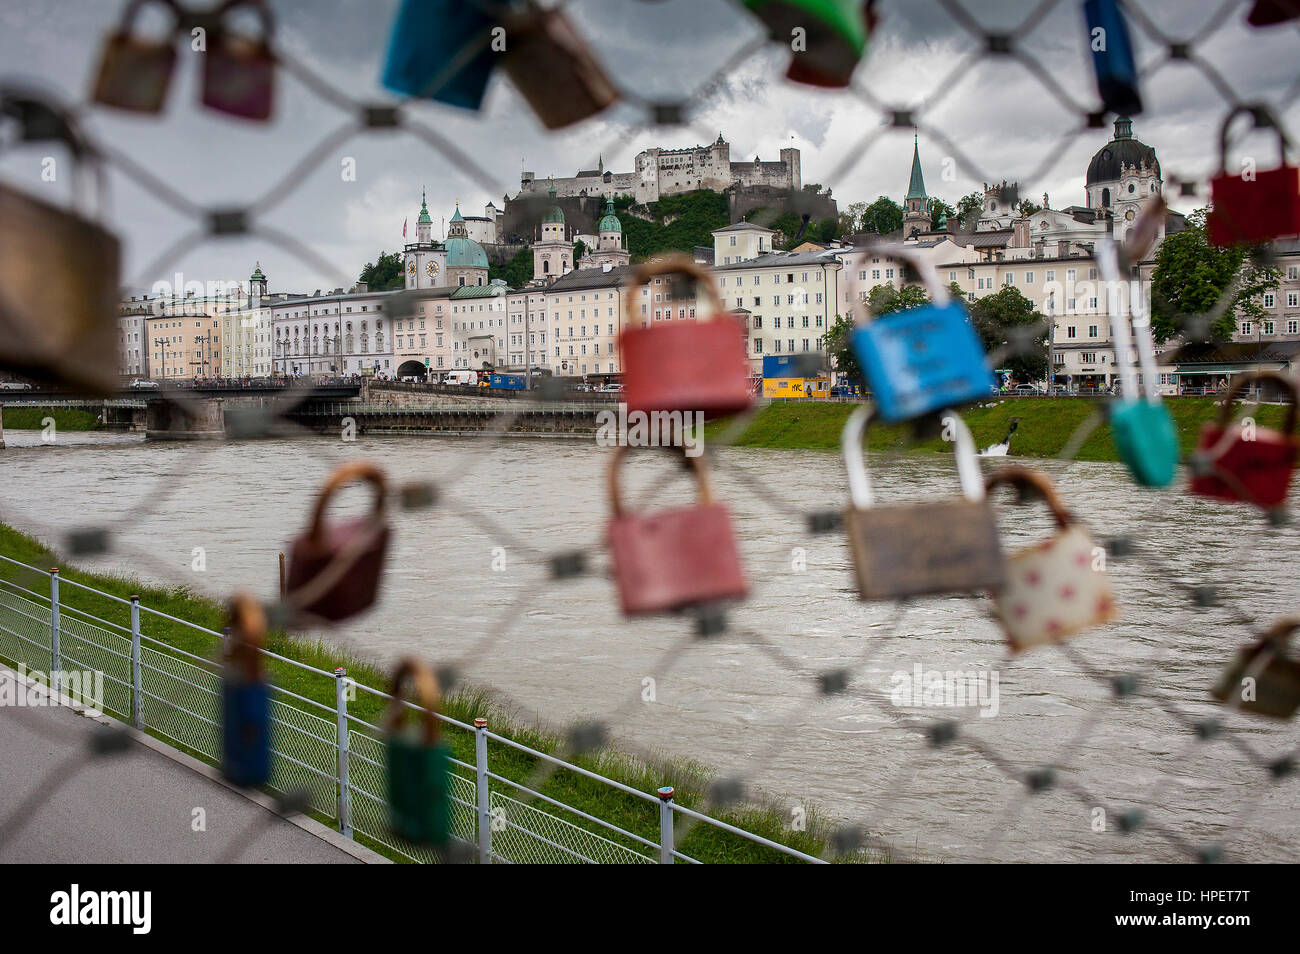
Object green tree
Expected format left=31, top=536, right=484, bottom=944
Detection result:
left=839, top=200, right=867, bottom=235
left=573, top=239, right=588, bottom=264
left=823, top=312, right=862, bottom=385
left=955, top=192, right=983, bottom=230
left=358, top=250, right=404, bottom=291
left=622, top=190, right=731, bottom=260
left=1150, top=208, right=1282, bottom=343
left=968, top=285, right=1048, bottom=383
left=866, top=281, right=930, bottom=316
left=488, top=245, right=534, bottom=287
left=857, top=196, right=903, bottom=235
left=1017, top=198, right=1042, bottom=216
left=929, top=198, right=956, bottom=231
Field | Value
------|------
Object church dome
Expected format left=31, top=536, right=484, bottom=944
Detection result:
left=1086, top=117, right=1159, bottom=185
left=445, top=236, right=489, bottom=269
left=544, top=204, right=565, bottom=224
left=598, top=198, right=621, bottom=233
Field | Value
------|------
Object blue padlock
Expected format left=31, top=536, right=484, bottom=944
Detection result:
left=1084, top=0, right=1142, bottom=116
left=221, top=593, right=272, bottom=788
left=1097, top=239, right=1179, bottom=487
left=849, top=247, right=994, bottom=423
left=381, top=0, right=500, bottom=109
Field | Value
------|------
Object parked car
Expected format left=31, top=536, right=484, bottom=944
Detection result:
left=0, top=381, right=32, bottom=390
left=596, top=383, right=623, bottom=393
left=1012, top=384, right=1041, bottom=395
left=128, top=378, right=159, bottom=390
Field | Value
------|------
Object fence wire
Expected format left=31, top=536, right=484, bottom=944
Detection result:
left=0, top=0, right=1298, bottom=864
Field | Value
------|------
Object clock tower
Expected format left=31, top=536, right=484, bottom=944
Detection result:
left=403, top=188, right=447, bottom=289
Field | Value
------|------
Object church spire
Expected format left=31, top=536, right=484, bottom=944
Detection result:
left=905, top=131, right=927, bottom=201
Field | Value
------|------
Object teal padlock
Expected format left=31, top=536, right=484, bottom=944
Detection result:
left=385, top=658, right=452, bottom=847
left=1111, top=399, right=1178, bottom=487
left=1097, top=239, right=1179, bottom=488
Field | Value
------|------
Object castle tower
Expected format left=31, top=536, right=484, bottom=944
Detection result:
left=533, top=181, right=571, bottom=282
left=902, top=133, right=930, bottom=238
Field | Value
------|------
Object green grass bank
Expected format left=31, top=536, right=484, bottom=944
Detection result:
left=0, top=523, right=854, bottom=864
left=1, top=407, right=102, bottom=431
left=709, top=396, right=1291, bottom=461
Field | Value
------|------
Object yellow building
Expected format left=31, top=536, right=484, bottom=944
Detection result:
left=146, top=313, right=222, bottom=380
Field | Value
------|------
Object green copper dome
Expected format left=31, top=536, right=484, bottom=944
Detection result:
left=450, top=203, right=464, bottom=223
left=417, top=188, right=432, bottom=225
left=445, top=236, right=489, bottom=269
left=544, top=204, right=565, bottom=224
left=250, top=262, right=266, bottom=282
left=597, top=197, right=621, bottom=233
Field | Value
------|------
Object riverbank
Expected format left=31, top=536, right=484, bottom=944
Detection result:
left=0, top=522, right=852, bottom=864
left=710, top=396, right=1292, bottom=461
left=1, top=407, right=102, bottom=431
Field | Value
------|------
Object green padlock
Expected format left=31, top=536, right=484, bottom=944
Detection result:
left=741, top=0, right=874, bottom=88
left=1097, top=239, right=1179, bottom=487
left=384, top=657, right=451, bottom=847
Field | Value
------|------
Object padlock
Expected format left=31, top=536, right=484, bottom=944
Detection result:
left=1211, top=618, right=1300, bottom=719
left=1247, top=0, right=1300, bottom=27
left=381, top=0, right=500, bottom=110
left=0, top=94, right=121, bottom=395
left=984, top=467, right=1117, bottom=652
left=500, top=0, right=618, bottom=129
left=1208, top=106, right=1300, bottom=246
left=90, top=0, right=180, bottom=113
left=1083, top=0, right=1142, bottom=116
left=284, top=461, right=391, bottom=623
left=849, top=245, right=994, bottom=423
left=607, top=448, right=748, bottom=615
left=620, top=255, right=753, bottom=418
left=201, top=0, right=276, bottom=121
left=741, top=0, right=875, bottom=88
left=1095, top=239, right=1179, bottom=487
left=384, top=657, right=452, bottom=846
left=221, top=593, right=272, bottom=788
left=842, top=406, right=1006, bottom=599
left=1189, top=371, right=1300, bottom=510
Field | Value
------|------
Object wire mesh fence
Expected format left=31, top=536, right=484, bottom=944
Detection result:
left=0, top=0, right=1298, bottom=864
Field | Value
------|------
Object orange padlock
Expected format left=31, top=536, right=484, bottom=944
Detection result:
left=620, top=255, right=753, bottom=418
left=91, top=0, right=181, bottom=113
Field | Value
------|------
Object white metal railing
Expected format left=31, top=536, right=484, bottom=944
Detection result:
left=0, top=552, right=824, bottom=864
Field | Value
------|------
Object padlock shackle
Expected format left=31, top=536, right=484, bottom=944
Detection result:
left=842, top=405, right=983, bottom=509
left=213, top=0, right=275, bottom=42
left=117, top=0, right=183, bottom=34
left=1218, top=104, right=1290, bottom=174
left=620, top=253, right=731, bottom=327
left=851, top=241, right=950, bottom=328
left=385, top=657, right=442, bottom=745
left=225, top=591, right=267, bottom=680
left=1261, top=617, right=1300, bottom=646
left=984, top=466, right=1073, bottom=529
left=307, top=461, right=388, bottom=544
left=1216, top=371, right=1300, bottom=433
left=607, top=445, right=714, bottom=519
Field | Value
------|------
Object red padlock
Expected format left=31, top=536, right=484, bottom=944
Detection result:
left=285, top=461, right=391, bottom=623
left=1208, top=106, right=1300, bottom=246
left=1190, top=371, right=1300, bottom=510
left=620, top=255, right=753, bottom=418
left=201, top=0, right=276, bottom=121
left=607, top=448, right=748, bottom=616
left=91, top=0, right=180, bottom=113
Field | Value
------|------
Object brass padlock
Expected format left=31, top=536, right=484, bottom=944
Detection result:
left=1211, top=618, right=1300, bottom=720
left=91, top=0, right=181, bottom=113
left=843, top=406, right=1006, bottom=600
left=984, top=467, right=1117, bottom=652
left=0, top=94, right=121, bottom=394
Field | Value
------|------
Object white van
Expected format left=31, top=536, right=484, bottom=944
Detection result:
left=441, top=370, right=478, bottom=386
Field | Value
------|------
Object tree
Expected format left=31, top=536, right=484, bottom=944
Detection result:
left=866, top=281, right=929, bottom=316
left=929, top=199, right=955, bottom=231
left=839, top=200, right=867, bottom=235
left=1017, top=198, right=1042, bottom=216
left=488, top=245, right=534, bottom=287
left=573, top=239, right=588, bottom=264
left=823, top=312, right=862, bottom=386
left=968, top=285, right=1048, bottom=383
left=857, top=196, right=903, bottom=235
left=1150, top=208, right=1282, bottom=343
left=955, top=192, right=983, bottom=230
left=359, top=250, right=404, bottom=291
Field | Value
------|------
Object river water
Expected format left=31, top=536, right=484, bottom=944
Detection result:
left=3, top=426, right=1298, bottom=863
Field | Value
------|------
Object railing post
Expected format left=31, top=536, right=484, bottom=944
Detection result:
left=130, top=595, right=142, bottom=729
left=657, top=786, right=675, bottom=864
left=49, top=568, right=60, bottom=673
left=474, top=717, right=490, bottom=864
left=334, top=668, right=352, bottom=837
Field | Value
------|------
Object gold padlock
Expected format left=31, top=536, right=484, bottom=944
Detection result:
left=91, top=0, right=181, bottom=113
left=1211, top=618, right=1300, bottom=720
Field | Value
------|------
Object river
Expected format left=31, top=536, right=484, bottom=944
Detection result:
left=2, top=425, right=1298, bottom=863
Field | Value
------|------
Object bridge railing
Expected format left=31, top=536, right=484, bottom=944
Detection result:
left=0, top=552, right=822, bottom=865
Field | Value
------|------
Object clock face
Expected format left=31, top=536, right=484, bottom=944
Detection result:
left=407, top=260, right=416, bottom=276
left=426, top=261, right=439, bottom=278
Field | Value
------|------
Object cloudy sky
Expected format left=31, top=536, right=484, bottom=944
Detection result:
left=1, top=0, right=1296, bottom=295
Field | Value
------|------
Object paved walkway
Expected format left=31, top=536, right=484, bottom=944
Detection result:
left=0, top=668, right=384, bottom=863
